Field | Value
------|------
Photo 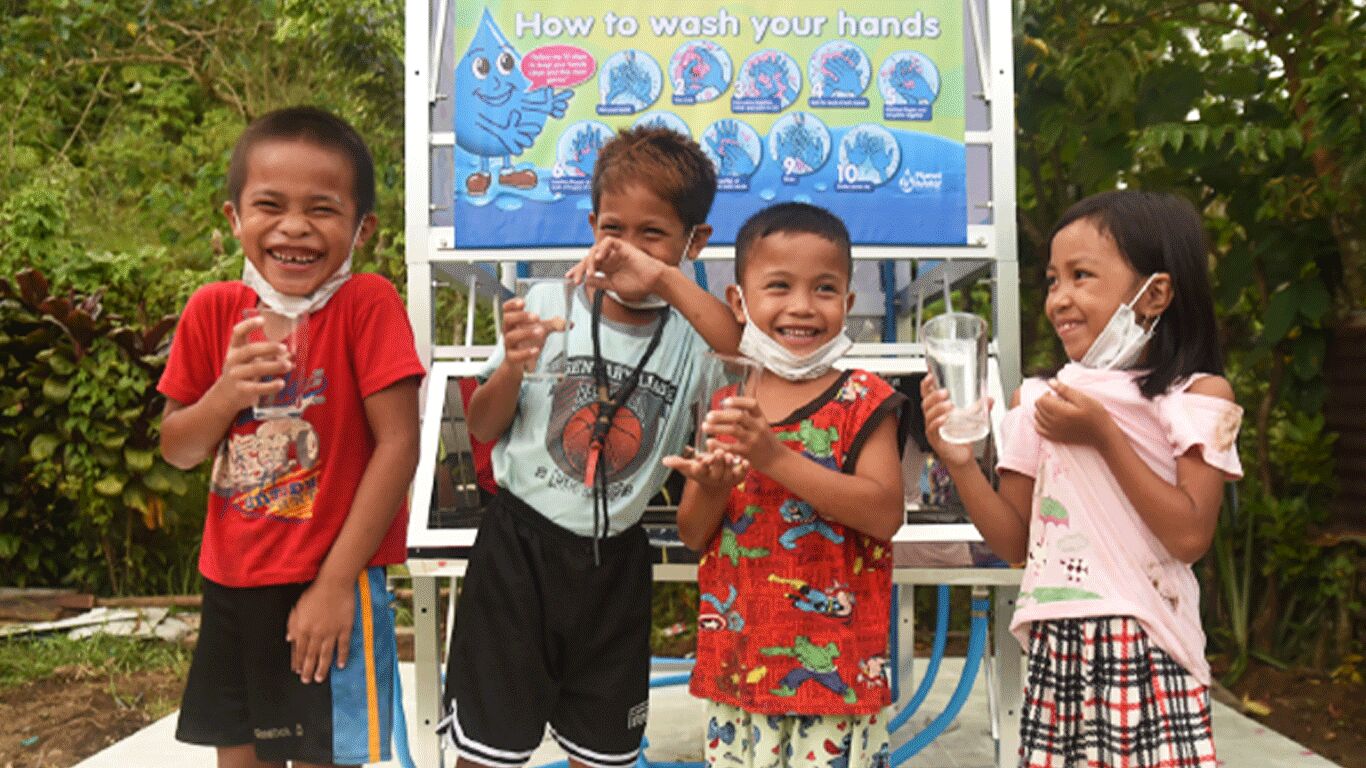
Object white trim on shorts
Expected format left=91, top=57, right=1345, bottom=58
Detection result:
left=548, top=724, right=641, bottom=768
left=437, top=706, right=538, bottom=768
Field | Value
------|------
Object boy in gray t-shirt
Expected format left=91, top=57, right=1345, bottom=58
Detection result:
left=440, top=126, right=740, bottom=767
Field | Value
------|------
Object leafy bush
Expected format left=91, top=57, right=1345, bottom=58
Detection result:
left=0, top=268, right=200, bottom=593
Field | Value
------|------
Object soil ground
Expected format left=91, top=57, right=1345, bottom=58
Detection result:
left=1, top=636, right=1360, bottom=768
left=0, top=666, right=184, bottom=768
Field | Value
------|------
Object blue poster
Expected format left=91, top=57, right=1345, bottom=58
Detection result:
left=452, top=2, right=966, bottom=246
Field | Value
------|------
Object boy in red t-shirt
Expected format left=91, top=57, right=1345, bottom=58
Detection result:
left=158, top=106, right=424, bottom=768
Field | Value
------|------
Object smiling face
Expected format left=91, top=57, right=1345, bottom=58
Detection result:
left=729, top=231, right=853, bottom=355
left=589, top=183, right=707, bottom=268
left=226, top=139, right=375, bottom=297
left=1045, top=218, right=1149, bottom=361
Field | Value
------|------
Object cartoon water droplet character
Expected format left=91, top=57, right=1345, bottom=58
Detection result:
left=455, top=9, right=571, bottom=196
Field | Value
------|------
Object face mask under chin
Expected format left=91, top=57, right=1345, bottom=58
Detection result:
left=735, top=288, right=852, bottom=381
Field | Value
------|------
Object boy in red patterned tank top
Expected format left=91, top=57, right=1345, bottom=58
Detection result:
left=663, top=203, right=909, bottom=767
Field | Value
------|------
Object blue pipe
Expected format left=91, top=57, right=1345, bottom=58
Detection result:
left=649, top=672, right=692, bottom=688
left=888, top=584, right=950, bottom=732
left=891, top=594, right=991, bottom=765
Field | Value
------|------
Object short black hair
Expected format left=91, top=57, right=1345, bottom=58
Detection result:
left=734, top=202, right=852, bottom=283
left=591, top=126, right=717, bottom=228
left=227, top=106, right=376, bottom=220
left=1050, top=190, right=1223, bottom=398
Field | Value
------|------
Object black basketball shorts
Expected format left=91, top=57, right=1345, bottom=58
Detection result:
left=440, top=491, right=652, bottom=768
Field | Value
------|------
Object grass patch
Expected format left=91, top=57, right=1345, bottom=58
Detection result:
left=0, top=634, right=191, bottom=694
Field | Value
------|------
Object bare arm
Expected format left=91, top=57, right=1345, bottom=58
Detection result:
left=159, top=316, right=290, bottom=469
left=653, top=266, right=741, bottom=356
left=566, top=237, right=742, bottom=355
left=704, top=398, right=904, bottom=541
left=287, top=378, right=421, bottom=683
left=1039, top=377, right=1232, bottom=563
left=760, top=415, right=904, bottom=541
left=922, top=378, right=1033, bottom=563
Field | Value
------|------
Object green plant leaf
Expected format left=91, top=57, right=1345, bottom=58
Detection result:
left=94, top=474, right=126, bottom=496
left=29, top=433, right=60, bottom=461
left=42, top=378, right=72, bottom=403
left=124, top=446, right=155, bottom=472
left=1261, top=288, right=1298, bottom=344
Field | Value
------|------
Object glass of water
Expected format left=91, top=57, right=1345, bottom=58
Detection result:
left=242, top=308, right=309, bottom=421
left=923, top=312, right=989, bottom=444
left=513, top=277, right=574, bottom=381
left=695, top=352, right=763, bottom=455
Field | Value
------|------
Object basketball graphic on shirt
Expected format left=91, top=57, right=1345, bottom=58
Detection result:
left=546, top=362, right=664, bottom=484
left=560, top=402, right=644, bottom=478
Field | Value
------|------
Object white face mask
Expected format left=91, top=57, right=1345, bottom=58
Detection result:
left=1077, top=273, right=1162, bottom=370
left=604, top=227, right=696, bottom=311
left=735, top=288, right=853, bottom=381
left=235, top=208, right=361, bottom=318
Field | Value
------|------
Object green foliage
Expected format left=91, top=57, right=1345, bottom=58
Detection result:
left=1018, top=0, right=1364, bottom=674
left=0, top=269, right=196, bottom=593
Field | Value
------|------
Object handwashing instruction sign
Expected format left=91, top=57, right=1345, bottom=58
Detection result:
left=452, top=1, right=965, bottom=247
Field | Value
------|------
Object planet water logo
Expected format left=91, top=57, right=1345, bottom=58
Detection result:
left=899, top=168, right=944, bottom=194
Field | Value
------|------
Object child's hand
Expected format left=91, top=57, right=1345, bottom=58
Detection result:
left=286, top=579, right=355, bottom=684
left=565, top=236, right=667, bottom=304
left=920, top=373, right=977, bottom=469
left=662, top=445, right=749, bottom=490
left=1034, top=379, right=1115, bottom=448
left=210, top=315, right=292, bottom=412
left=498, top=297, right=566, bottom=375
left=700, top=396, right=785, bottom=471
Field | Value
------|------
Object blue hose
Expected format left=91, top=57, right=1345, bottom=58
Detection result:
left=891, top=593, right=991, bottom=765
left=649, top=672, right=692, bottom=688
left=888, top=584, right=950, bottom=732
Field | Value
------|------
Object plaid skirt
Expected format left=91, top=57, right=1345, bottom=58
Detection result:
left=1019, top=616, right=1216, bottom=768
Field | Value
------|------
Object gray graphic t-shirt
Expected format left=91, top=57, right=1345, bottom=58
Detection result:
left=481, top=283, right=710, bottom=536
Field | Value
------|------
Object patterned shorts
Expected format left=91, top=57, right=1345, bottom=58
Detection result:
left=703, top=701, right=890, bottom=768
left=1019, top=616, right=1217, bottom=768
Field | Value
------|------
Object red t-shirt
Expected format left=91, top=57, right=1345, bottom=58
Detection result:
left=690, top=370, right=905, bottom=716
left=158, top=275, right=426, bottom=587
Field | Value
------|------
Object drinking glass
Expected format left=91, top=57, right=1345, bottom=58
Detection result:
left=513, top=277, right=574, bottom=381
left=242, top=308, right=309, bottom=420
left=695, top=352, right=763, bottom=455
left=922, top=312, right=989, bottom=444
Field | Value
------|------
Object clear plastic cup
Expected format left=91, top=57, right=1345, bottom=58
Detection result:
left=923, top=311, right=989, bottom=444
left=242, top=308, right=309, bottom=420
left=513, top=277, right=573, bottom=381
left=695, top=352, right=763, bottom=455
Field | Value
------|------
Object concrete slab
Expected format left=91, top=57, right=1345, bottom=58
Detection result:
left=75, top=661, right=1341, bottom=768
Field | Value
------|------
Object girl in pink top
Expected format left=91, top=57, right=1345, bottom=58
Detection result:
left=921, top=191, right=1242, bottom=768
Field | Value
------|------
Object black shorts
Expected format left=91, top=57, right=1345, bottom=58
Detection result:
left=176, top=568, right=399, bottom=765
left=441, top=492, right=652, bottom=768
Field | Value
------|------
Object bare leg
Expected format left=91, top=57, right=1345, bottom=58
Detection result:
left=218, top=744, right=285, bottom=768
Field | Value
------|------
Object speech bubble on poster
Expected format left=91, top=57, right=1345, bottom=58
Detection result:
left=522, top=45, right=596, bottom=90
